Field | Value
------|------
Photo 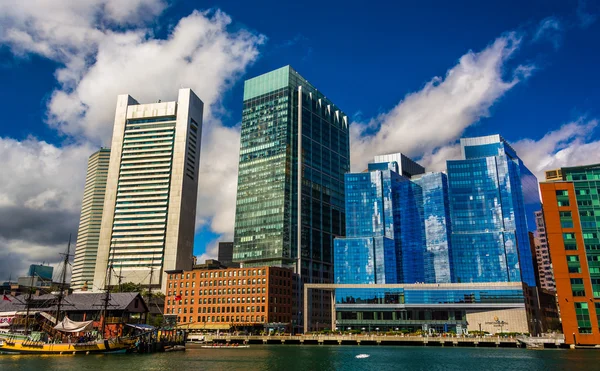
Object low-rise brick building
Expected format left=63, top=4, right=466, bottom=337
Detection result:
left=164, top=261, right=293, bottom=331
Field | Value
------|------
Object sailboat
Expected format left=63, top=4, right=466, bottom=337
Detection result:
left=0, top=238, right=135, bottom=355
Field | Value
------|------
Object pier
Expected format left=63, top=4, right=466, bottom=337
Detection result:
left=200, top=334, right=565, bottom=349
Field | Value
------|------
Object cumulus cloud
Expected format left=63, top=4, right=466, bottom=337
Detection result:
left=533, top=17, right=563, bottom=49
left=513, top=118, right=600, bottom=180
left=0, top=1, right=264, bottom=278
left=350, top=32, right=531, bottom=171
left=0, top=138, right=96, bottom=279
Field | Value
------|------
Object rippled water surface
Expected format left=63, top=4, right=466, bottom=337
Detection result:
left=1, top=345, right=598, bottom=371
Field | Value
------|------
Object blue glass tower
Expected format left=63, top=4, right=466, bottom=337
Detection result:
left=447, top=135, right=539, bottom=286
left=334, top=156, right=426, bottom=284
left=414, top=172, right=453, bottom=283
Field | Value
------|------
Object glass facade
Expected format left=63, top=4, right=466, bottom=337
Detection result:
left=233, top=66, right=350, bottom=284
left=336, top=287, right=525, bottom=305
left=334, top=159, right=430, bottom=285
left=414, top=173, right=453, bottom=283
left=334, top=284, right=526, bottom=332
left=448, top=135, right=538, bottom=286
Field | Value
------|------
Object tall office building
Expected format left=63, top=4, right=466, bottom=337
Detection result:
left=217, top=242, right=238, bottom=268
left=447, top=135, right=539, bottom=286
left=533, top=210, right=556, bottom=292
left=93, top=89, right=203, bottom=292
left=72, top=148, right=111, bottom=290
left=413, top=172, right=453, bottom=284
left=233, top=66, right=350, bottom=283
left=541, top=164, right=600, bottom=345
left=334, top=156, right=432, bottom=285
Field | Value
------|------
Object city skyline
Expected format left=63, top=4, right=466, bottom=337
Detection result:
left=1, top=1, right=600, bottom=278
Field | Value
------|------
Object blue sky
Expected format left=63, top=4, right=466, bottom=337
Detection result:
left=0, top=0, right=599, bottom=277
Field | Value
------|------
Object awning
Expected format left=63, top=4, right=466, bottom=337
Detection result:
left=126, top=324, right=155, bottom=331
left=54, top=316, right=94, bottom=333
left=176, top=323, right=231, bottom=330
left=0, top=311, right=16, bottom=327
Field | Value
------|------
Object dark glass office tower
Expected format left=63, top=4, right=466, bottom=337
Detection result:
left=233, top=66, right=350, bottom=285
left=447, top=135, right=539, bottom=286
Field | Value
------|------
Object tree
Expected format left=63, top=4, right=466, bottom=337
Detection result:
left=114, top=282, right=142, bottom=293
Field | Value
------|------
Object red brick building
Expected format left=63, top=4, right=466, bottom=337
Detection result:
left=164, top=262, right=293, bottom=331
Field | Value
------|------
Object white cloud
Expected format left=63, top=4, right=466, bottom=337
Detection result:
left=0, top=2, right=264, bottom=278
left=195, top=238, right=222, bottom=263
left=350, top=32, right=531, bottom=172
left=533, top=17, right=563, bottom=49
left=513, top=118, right=600, bottom=180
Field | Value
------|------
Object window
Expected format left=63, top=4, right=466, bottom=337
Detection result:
left=575, top=302, right=592, bottom=334
left=567, top=255, right=581, bottom=273
left=571, top=278, right=586, bottom=297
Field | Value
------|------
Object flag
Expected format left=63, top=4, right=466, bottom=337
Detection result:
left=2, top=295, right=11, bottom=302
left=174, top=295, right=182, bottom=301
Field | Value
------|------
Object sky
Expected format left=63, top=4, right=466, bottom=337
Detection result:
left=0, top=0, right=599, bottom=280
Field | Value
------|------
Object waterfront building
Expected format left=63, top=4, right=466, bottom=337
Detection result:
left=540, top=164, right=600, bottom=345
left=72, top=148, right=111, bottom=290
left=325, top=135, right=545, bottom=335
left=447, top=135, right=539, bottom=286
left=232, top=66, right=350, bottom=277
left=303, top=282, right=530, bottom=334
left=218, top=242, right=239, bottom=268
left=164, top=264, right=293, bottom=331
left=0, top=291, right=148, bottom=338
left=533, top=210, right=556, bottom=292
left=232, top=66, right=350, bottom=326
left=93, top=89, right=204, bottom=293
left=334, top=158, right=426, bottom=285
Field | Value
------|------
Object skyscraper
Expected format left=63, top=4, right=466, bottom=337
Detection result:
left=93, top=89, right=203, bottom=292
left=72, top=148, right=111, bottom=290
left=541, top=164, right=600, bottom=345
left=447, top=135, right=539, bottom=286
left=233, top=66, right=350, bottom=285
left=334, top=156, right=428, bottom=284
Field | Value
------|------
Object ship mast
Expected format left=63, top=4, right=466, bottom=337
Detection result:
left=54, top=235, right=72, bottom=323
left=101, top=245, right=116, bottom=338
left=23, top=274, right=34, bottom=336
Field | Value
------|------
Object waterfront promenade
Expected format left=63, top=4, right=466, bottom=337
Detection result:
left=203, top=334, right=565, bottom=349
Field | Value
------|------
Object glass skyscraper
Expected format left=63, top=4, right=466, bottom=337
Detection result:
left=233, top=66, right=350, bottom=285
left=447, top=135, right=538, bottom=286
left=334, top=156, right=427, bottom=284
left=414, top=172, right=453, bottom=283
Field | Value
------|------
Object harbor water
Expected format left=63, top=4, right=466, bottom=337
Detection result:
left=0, top=345, right=597, bottom=371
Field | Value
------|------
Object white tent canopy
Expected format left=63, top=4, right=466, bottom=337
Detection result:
left=53, top=316, right=93, bottom=333
left=0, top=311, right=16, bottom=327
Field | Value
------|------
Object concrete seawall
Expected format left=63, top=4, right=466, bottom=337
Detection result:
left=200, top=335, right=566, bottom=349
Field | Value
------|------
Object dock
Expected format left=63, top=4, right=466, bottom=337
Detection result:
left=201, top=334, right=565, bottom=349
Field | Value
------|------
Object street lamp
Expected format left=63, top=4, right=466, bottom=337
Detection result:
left=376, top=327, right=380, bottom=336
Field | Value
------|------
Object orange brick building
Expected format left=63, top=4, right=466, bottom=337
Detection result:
left=541, top=165, right=600, bottom=345
left=164, top=262, right=293, bottom=331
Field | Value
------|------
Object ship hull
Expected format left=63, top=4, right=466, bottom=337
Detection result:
left=0, top=338, right=132, bottom=355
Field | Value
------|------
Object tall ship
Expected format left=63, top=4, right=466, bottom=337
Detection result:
left=0, top=239, right=140, bottom=354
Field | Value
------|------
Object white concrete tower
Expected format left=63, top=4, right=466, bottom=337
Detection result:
left=93, top=89, right=203, bottom=292
left=72, top=148, right=111, bottom=290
